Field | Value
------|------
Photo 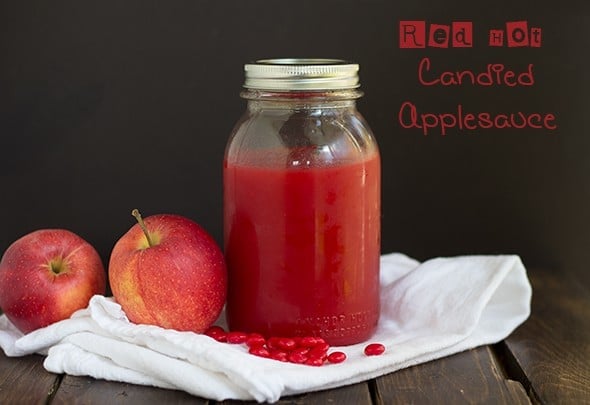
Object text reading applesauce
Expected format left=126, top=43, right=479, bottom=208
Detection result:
left=397, top=20, right=557, bottom=135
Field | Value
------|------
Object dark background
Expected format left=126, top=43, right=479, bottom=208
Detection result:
left=1, top=1, right=589, bottom=286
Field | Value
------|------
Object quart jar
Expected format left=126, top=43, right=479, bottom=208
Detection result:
left=224, top=59, right=380, bottom=346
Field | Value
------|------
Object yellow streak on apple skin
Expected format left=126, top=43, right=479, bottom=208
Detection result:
left=64, top=245, right=85, bottom=264
left=46, top=262, right=94, bottom=324
left=115, top=253, right=153, bottom=324
left=55, top=278, right=93, bottom=318
left=136, top=231, right=162, bottom=250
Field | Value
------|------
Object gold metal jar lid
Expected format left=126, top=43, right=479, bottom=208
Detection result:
left=243, top=59, right=360, bottom=91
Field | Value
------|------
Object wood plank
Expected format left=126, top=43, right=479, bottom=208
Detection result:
left=219, top=381, right=373, bottom=405
left=373, top=346, right=530, bottom=404
left=51, top=375, right=208, bottom=405
left=0, top=351, right=60, bottom=405
left=51, top=375, right=371, bottom=405
left=501, top=267, right=590, bottom=403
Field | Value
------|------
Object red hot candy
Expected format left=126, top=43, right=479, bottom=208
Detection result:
left=204, top=326, right=227, bottom=342
left=249, top=346, right=270, bottom=358
left=327, top=351, right=347, bottom=364
left=226, top=331, right=249, bottom=344
left=364, top=343, right=386, bottom=356
left=205, top=330, right=365, bottom=366
left=245, top=333, right=266, bottom=348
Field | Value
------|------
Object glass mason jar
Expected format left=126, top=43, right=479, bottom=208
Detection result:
left=223, top=59, right=380, bottom=346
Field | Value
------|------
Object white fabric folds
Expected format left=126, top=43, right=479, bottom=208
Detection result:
left=0, top=253, right=531, bottom=403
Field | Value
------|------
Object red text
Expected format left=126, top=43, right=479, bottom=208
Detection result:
left=418, top=57, right=535, bottom=87
left=398, top=101, right=557, bottom=135
left=489, top=21, right=542, bottom=47
left=400, top=20, right=473, bottom=48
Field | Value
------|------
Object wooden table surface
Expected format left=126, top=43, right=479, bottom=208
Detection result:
left=1, top=267, right=589, bottom=404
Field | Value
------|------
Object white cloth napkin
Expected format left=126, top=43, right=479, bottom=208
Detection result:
left=0, top=253, right=531, bottom=403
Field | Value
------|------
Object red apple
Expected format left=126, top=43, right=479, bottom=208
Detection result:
left=108, top=210, right=227, bottom=333
left=0, top=229, right=106, bottom=334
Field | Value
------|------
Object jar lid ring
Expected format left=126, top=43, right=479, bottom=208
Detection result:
left=244, top=58, right=360, bottom=91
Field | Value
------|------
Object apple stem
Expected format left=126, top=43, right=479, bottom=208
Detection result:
left=131, top=209, right=154, bottom=247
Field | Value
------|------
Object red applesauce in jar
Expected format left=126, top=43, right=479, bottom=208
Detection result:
left=224, top=59, right=380, bottom=346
